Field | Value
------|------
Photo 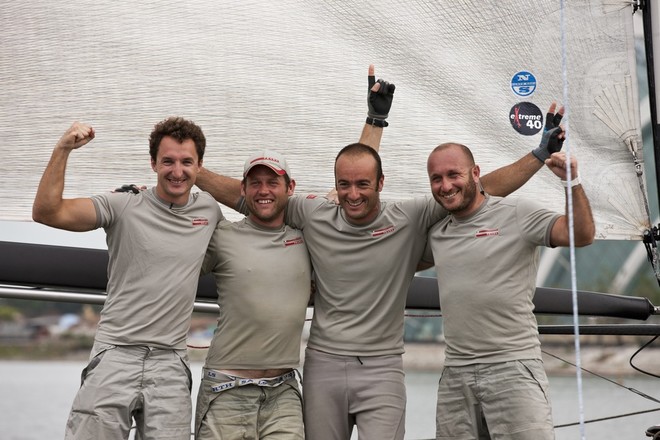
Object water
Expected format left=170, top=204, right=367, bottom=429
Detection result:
left=0, top=361, right=657, bottom=439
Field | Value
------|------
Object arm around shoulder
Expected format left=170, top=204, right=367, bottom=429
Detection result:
left=195, top=167, right=242, bottom=211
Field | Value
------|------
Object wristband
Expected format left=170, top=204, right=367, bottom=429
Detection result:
left=560, top=175, right=582, bottom=188
left=366, top=117, right=388, bottom=127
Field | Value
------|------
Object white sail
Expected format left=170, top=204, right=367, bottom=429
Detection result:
left=0, top=0, right=649, bottom=240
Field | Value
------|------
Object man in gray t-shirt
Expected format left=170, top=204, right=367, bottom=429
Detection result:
left=195, top=69, right=565, bottom=440
left=33, top=117, right=223, bottom=440
left=422, top=141, right=595, bottom=439
left=194, top=150, right=311, bottom=440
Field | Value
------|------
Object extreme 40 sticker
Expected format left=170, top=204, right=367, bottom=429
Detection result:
left=511, top=71, right=536, bottom=97
left=509, top=102, right=543, bottom=136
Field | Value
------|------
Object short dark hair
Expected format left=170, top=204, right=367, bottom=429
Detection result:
left=149, top=117, right=206, bottom=162
left=335, top=143, right=383, bottom=183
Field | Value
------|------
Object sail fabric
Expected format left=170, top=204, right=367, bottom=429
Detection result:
left=0, top=0, right=648, bottom=239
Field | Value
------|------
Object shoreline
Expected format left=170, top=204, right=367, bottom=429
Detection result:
left=1, top=338, right=657, bottom=377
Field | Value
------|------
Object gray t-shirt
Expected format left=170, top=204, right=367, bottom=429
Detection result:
left=284, top=194, right=446, bottom=356
left=91, top=187, right=223, bottom=349
left=424, top=195, right=560, bottom=366
left=202, top=217, right=311, bottom=369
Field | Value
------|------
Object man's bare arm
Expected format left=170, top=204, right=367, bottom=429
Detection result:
left=359, top=124, right=384, bottom=152
left=480, top=153, right=543, bottom=197
left=195, top=167, right=243, bottom=211
left=32, top=122, right=98, bottom=231
left=550, top=185, right=595, bottom=247
left=546, top=152, right=595, bottom=247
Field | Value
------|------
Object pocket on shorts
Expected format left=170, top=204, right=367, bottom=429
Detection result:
left=284, top=378, right=303, bottom=404
left=80, top=344, right=116, bottom=386
left=516, top=359, right=551, bottom=402
left=194, top=378, right=225, bottom=436
left=174, top=349, right=193, bottom=392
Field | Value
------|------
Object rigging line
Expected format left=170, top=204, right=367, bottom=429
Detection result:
left=559, top=1, right=586, bottom=438
left=630, top=335, right=660, bottom=378
left=542, top=349, right=660, bottom=404
left=554, top=407, right=660, bottom=429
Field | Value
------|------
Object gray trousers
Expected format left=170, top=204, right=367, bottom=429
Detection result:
left=303, top=348, right=406, bottom=440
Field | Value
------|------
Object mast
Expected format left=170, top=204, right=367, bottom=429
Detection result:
left=641, top=0, right=660, bottom=207
left=640, top=0, right=660, bottom=285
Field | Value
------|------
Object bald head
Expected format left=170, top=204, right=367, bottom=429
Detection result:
left=428, top=143, right=475, bottom=167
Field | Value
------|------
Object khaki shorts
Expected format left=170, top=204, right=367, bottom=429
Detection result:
left=436, top=359, right=554, bottom=440
left=195, top=368, right=303, bottom=440
left=65, top=342, right=193, bottom=440
left=303, top=348, right=406, bottom=440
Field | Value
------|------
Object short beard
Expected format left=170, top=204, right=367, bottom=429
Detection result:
left=442, top=178, right=478, bottom=214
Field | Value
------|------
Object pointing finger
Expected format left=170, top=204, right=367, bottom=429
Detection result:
left=368, top=64, right=375, bottom=89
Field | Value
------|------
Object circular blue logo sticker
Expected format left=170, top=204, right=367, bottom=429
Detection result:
left=511, top=71, right=536, bottom=97
left=509, top=102, right=543, bottom=136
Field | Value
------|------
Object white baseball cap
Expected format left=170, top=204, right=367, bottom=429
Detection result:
left=243, top=149, right=291, bottom=177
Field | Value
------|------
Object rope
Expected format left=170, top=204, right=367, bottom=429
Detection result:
left=543, top=349, right=660, bottom=404
left=559, top=1, right=587, bottom=438
left=554, top=407, right=660, bottom=429
left=630, top=335, right=660, bottom=379
left=543, top=344, right=660, bottom=430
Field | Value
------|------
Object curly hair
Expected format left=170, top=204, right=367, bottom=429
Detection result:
left=149, top=117, right=206, bottom=162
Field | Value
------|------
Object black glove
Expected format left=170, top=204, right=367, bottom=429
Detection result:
left=114, top=184, right=140, bottom=194
left=367, top=73, right=395, bottom=127
left=532, top=110, right=564, bottom=162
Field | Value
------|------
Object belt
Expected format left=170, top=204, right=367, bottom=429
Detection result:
left=203, top=368, right=297, bottom=393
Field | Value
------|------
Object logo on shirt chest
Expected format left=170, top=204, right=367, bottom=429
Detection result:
left=475, top=228, right=499, bottom=238
left=372, top=225, right=395, bottom=237
left=192, top=217, right=209, bottom=226
left=284, top=236, right=304, bottom=247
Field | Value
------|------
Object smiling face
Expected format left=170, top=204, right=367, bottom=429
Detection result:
left=427, top=143, right=483, bottom=218
left=242, top=165, right=294, bottom=228
left=151, top=135, right=201, bottom=205
left=334, top=152, right=384, bottom=226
